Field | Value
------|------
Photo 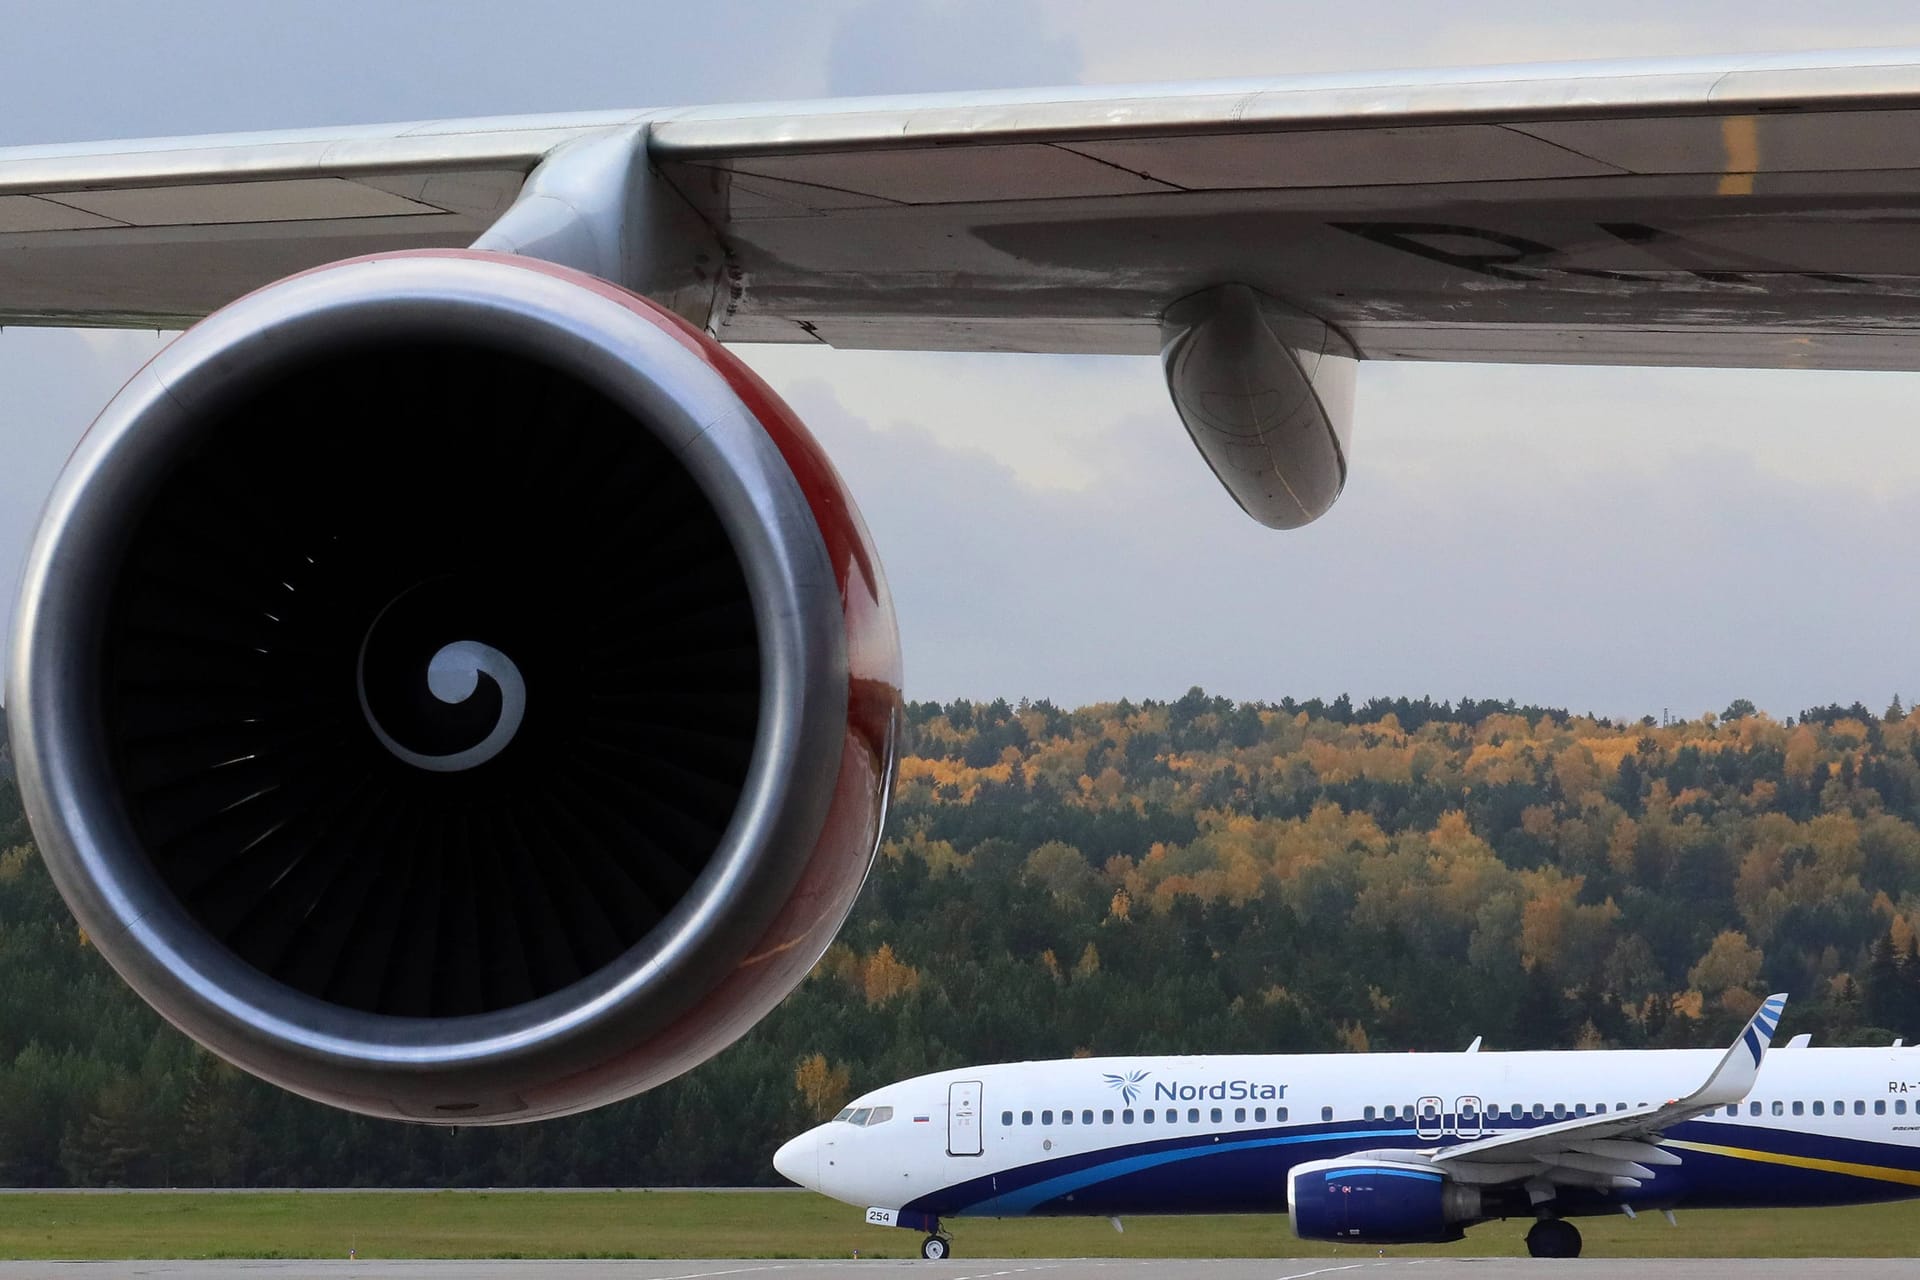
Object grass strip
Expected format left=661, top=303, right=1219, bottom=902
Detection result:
left=0, top=1190, right=1915, bottom=1260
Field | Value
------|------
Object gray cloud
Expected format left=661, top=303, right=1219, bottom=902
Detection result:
left=0, top=1, right=846, bottom=145
left=778, top=367, right=1920, bottom=717
left=825, top=0, right=1081, bottom=96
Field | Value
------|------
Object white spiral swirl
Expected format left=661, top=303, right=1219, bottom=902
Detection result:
left=358, top=639, right=527, bottom=773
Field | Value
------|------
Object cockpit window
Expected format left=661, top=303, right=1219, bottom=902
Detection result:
left=835, top=1105, right=894, bottom=1126
left=832, top=1108, right=855, bottom=1122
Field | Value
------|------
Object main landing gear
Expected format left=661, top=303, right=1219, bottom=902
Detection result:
left=1525, top=1217, right=1582, bottom=1258
left=920, top=1233, right=952, bottom=1260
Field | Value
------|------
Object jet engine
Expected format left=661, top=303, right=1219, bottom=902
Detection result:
left=4, top=249, right=901, bottom=1123
left=1288, top=1158, right=1483, bottom=1244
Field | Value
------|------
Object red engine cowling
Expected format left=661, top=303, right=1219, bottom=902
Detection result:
left=4, top=250, right=901, bottom=1122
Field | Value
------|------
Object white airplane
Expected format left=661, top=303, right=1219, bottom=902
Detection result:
left=775, top=995, right=1920, bottom=1259
left=9, top=48, right=1920, bottom=1127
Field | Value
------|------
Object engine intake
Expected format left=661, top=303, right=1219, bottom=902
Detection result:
left=6, top=251, right=900, bottom=1122
left=1288, top=1158, right=1483, bottom=1244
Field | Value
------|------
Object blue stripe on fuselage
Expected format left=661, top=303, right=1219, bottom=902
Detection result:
left=907, top=1117, right=1920, bottom=1219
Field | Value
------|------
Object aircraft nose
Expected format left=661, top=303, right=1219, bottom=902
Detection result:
left=773, top=1126, right=821, bottom=1189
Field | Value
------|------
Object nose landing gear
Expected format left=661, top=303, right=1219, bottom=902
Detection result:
left=1525, top=1217, right=1583, bottom=1258
left=920, top=1233, right=952, bottom=1259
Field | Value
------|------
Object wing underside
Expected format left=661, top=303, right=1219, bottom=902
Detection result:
left=8, top=52, right=1920, bottom=368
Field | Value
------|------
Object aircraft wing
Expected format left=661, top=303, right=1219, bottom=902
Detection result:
left=9, top=48, right=1920, bottom=367
left=1428, top=994, right=1789, bottom=1189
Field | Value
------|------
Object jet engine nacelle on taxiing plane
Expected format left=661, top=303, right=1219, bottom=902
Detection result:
left=12, top=46, right=1920, bottom=1123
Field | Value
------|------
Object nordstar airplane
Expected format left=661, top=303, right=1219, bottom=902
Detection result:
left=774, top=995, right=1920, bottom=1259
left=8, top=49, right=1920, bottom=1125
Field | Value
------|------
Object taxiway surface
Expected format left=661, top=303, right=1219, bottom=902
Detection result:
left=0, top=1261, right=1909, bottom=1279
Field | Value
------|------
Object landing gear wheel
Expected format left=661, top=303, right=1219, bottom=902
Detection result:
left=1525, top=1217, right=1582, bottom=1258
left=920, top=1234, right=951, bottom=1260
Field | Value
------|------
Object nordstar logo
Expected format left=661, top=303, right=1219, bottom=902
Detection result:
left=1152, top=1079, right=1287, bottom=1102
left=1103, top=1070, right=1150, bottom=1106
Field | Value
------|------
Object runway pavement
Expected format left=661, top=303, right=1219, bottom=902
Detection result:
left=0, top=1261, right=1911, bottom=1279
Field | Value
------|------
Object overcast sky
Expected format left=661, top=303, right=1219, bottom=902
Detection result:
left=5, top=1, right=1920, bottom=719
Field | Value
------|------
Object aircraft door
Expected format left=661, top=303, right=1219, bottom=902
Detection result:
left=1454, top=1095, right=1483, bottom=1140
left=948, top=1080, right=983, bottom=1156
left=1416, top=1095, right=1445, bottom=1140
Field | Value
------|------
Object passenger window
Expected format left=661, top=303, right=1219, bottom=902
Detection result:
left=1615, top=1103, right=1627, bottom=1112
left=1041, top=1110, right=1054, bottom=1125
left=1531, top=1103, right=1545, bottom=1119
left=1255, top=1107, right=1267, bottom=1123
left=1022, top=1111, right=1034, bottom=1126
left=1102, top=1109, right=1114, bottom=1124
left=1321, top=1106, right=1333, bottom=1122
left=1235, top=1107, right=1246, bottom=1123
left=868, top=1107, right=893, bottom=1125
left=1724, top=1105, right=1736, bottom=1117
left=1189, top=1108, right=1200, bottom=1123
left=849, top=1108, right=872, bottom=1125
left=1384, top=1105, right=1397, bottom=1120
left=1122, top=1109, right=1134, bottom=1124
left=1812, top=1101, right=1824, bottom=1116
left=1876, top=1100, right=1888, bottom=1115
left=1899, top=1100, right=1909, bottom=1115
left=1791, top=1102, right=1804, bottom=1116
left=1001, top=1111, right=1013, bottom=1126
left=1772, top=1101, right=1784, bottom=1116
left=1083, top=1110, right=1094, bottom=1125
left=1141, top=1109, right=1153, bottom=1124
left=1833, top=1100, right=1844, bottom=1114
left=1552, top=1103, right=1567, bottom=1120
left=1574, top=1104, right=1588, bottom=1117
left=1211, top=1107, right=1223, bottom=1123
left=1750, top=1102, right=1761, bottom=1116
left=1855, top=1101, right=1866, bottom=1116
left=1061, top=1109, right=1074, bottom=1126
left=1278, top=1107, right=1288, bottom=1122
left=1364, top=1105, right=1377, bottom=1121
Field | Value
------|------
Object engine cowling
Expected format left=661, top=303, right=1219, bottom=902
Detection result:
left=4, top=250, right=901, bottom=1123
left=1288, top=1158, right=1482, bottom=1244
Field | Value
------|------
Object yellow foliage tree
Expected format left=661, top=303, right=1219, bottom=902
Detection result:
left=863, top=943, right=921, bottom=1006
left=794, top=1053, right=851, bottom=1123
left=1688, top=929, right=1764, bottom=999
left=1072, top=942, right=1102, bottom=981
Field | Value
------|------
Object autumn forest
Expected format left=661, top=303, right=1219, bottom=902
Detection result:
left=4, top=689, right=1920, bottom=1186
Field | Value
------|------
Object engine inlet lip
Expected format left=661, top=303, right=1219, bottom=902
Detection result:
left=5, top=252, right=848, bottom=1105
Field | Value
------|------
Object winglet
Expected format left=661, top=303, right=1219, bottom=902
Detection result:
left=1686, top=993, right=1788, bottom=1108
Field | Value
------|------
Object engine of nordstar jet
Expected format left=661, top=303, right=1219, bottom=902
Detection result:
left=4, top=250, right=901, bottom=1123
left=1287, top=1158, right=1483, bottom=1243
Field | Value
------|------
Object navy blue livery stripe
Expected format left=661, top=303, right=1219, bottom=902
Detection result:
left=905, top=1116, right=1920, bottom=1220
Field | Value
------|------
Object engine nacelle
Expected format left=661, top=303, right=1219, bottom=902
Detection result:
left=1288, top=1158, right=1482, bottom=1244
left=5, top=250, right=901, bottom=1123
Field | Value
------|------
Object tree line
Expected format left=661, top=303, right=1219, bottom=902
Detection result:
left=3, top=690, right=1920, bottom=1185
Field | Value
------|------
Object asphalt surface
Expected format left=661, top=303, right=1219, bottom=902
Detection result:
left=0, top=1262, right=1911, bottom=1279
